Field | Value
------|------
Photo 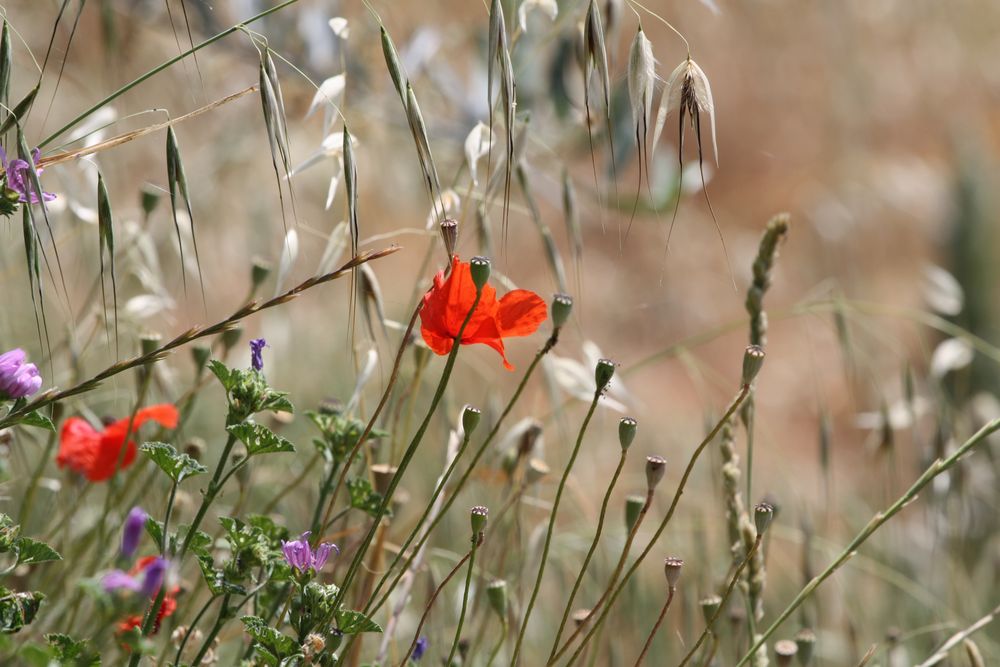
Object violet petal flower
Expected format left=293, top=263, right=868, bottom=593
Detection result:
left=0, top=347, right=42, bottom=400
left=121, top=507, right=147, bottom=559
left=250, top=338, right=266, bottom=371
left=412, top=636, right=428, bottom=661
left=101, top=570, right=142, bottom=593
left=281, top=532, right=339, bottom=573
left=139, top=556, right=168, bottom=598
left=1, top=147, right=55, bottom=204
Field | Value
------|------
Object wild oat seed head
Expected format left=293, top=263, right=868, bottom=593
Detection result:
left=440, top=218, right=458, bottom=258
left=742, top=345, right=766, bottom=386
left=618, top=417, right=638, bottom=450
left=663, top=556, right=684, bottom=588
left=486, top=579, right=508, bottom=617
left=627, top=28, right=655, bottom=128
left=470, top=505, right=489, bottom=536
left=754, top=501, right=774, bottom=535
left=665, top=57, right=718, bottom=165
left=469, top=256, right=491, bottom=289
left=462, top=405, right=482, bottom=434
left=625, top=494, right=645, bottom=531
left=775, top=639, right=798, bottom=666
left=551, top=293, right=573, bottom=328
left=645, top=455, right=667, bottom=491
left=700, top=595, right=722, bottom=624
left=794, top=629, right=816, bottom=665
left=595, top=358, right=616, bottom=392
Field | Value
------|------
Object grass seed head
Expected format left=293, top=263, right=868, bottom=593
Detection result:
left=665, top=57, right=718, bottom=166
left=627, top=28, right=655, bottom=129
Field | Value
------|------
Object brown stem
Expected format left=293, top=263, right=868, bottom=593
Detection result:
left=632, top=587, right=676, bottom=667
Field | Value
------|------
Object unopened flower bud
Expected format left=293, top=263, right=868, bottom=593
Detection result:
left=595, top=358, right=616, bottom=392
left=663, top=556, right=683, bottom=589
left=121, top=507, right=147, bottom=559
left=551, top=293, right=573, bottom=328
left=251, top=258, right=271, bottom=290
left=486, top=579, right=508, bottom=618
left=700, top=595, right=722, bottom=624
left=774, top=639, right=798, bottom=666
left=618, top=417, right=637, bottom=450
left=440, top=219, right=458, bottom=257
left=742, top=345, right=765, bottom=386
left=645, top=455, right=666, bottom=491
left=462, top=405, right=481, bottom=435
left=625, top=494, right=645, bottom=531
left=754, top=502, right=774, bottom=536
left=525, top=458, right=550, bottom=485
left=470, top=505, right=488, bottom=537
left=469, top=256, right=491, bottom=290
left=794, top=628, right=816, bottom=664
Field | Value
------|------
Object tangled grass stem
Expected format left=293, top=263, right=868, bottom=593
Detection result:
left=734, top=416, right=1000, bottom=666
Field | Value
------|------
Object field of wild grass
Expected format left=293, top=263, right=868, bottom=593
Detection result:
left=0, top=0, right=999, bottom=665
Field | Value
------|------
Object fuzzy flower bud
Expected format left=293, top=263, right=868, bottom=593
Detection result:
left=645, top=455, right=666, bottom=491
left=551, top=293, right=573, bottom=328
left=742, top=344, right=766, bottom=386
left=618, top=417, right=637, bottom=450
left=486, top=579, right=508, bottom=618
left=469, top=256, right=491, bottom=290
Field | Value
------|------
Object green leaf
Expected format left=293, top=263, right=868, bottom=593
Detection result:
left=197, top=556, right=247, bottom=597
left=176, top=525, right=212, bottom=559
left=347, top=478, right=388, bottom=519
left=15, top=538, right=60, bottom=566
left=0, top=588, right=44, bottom=632
left=240, top=615, right=301, bottom=660
left=9, top=411, right=54, bottom=432
left=45, top=633, right=100, bottom=666
left=227, top=422, right=295, bottom=456
left=0, top=85, right=38, bottom=135
left=139, top=442, right=207, bottom=483
left=335, top=609, right=382, bottom=635
left=207, top=360, right=233, bottom=391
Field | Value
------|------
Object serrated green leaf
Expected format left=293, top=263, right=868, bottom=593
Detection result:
left=0, top=589, right=44, bottom=633
left=9, top=411, right=54, bottom=432
left=241, top=615, right=300, bottom=660
left=347, top=478, right=388, bottom=519
left=207, top=360, right=233, bottom=391
left=227, top=422, right=295, bottom=456
left=45, top=633, right=100, bottom=666
left=139, top=442, right=207, bottom=483
left=335, top=609, right=382, bottom=635
left=15, top=538, right=60, bottom=566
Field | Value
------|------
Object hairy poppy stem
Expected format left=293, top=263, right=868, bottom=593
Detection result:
left=509, top=385, right=602, bottom=666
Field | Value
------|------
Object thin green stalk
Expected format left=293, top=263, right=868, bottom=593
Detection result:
left=486, top=617, right=509, bottom=667
left=172, top=594, right=219, bottom=667
left=180, top=432, right=237, bottom=558
left=446, top=539, right=479, bottom=667
left=679, top=537, right=761, bottom=667
left=510, top=386, right=602, bottom=666
left=633, top=587, right=676, bottom=667
left=735, top=417, right=1000, bottom=666
left=365, top=326, right=562, bottom=617
left=310, top=460, right=341, bottom=536
left=161, top=480, right=178, bottom=553
left=189, top=594, right=232, bottom=667
left=17, top=426, right=57, bottom=526
left=560, top=385, right=751, bottom=665
left=399, top=550, right=473, bottom=666
left=548, top=449, right=628, bottom=660
left=333, top=286, right=483, bottom=612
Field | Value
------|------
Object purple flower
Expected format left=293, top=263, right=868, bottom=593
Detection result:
left=121, top=507, right=147, bottom=559
left=0, top=147, right=55, bottom=204
left=281, top=532, right=339, bottom=573
left=0, top=348, right=42, bottom=400
left=101, top=569, right=143, bottom=593
left=139, top=556, right=168, bottom=598
left=412, top=636, right=428, bottom=661
left=250, top=338, right=266, bottom=371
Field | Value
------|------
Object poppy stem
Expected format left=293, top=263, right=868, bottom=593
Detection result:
left=633, top=586, right=677, bottom=667
left=399, top=549, right=473, bottom=667
left=332, top=287, right=484, bottom=614
left=445, top=537, right=479, bottom=667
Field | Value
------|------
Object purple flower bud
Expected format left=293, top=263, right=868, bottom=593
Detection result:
left=101, top=569, right=142, bottom=593
left=139, top=557, right=168, bottom=598
left=0, top=348, right=42, bottom=400
left=412, top=636, right=429, bottom=661
left=121, top=507, right=147, bottom=559
left=250, top=338, right=266, bottom=371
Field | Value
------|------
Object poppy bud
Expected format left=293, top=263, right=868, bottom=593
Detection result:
left=645, top=455, right=666, bottom=491
left=440, top=218, right=458, bottom=257
left=663, top=556, right=683, bottom=589
left=742, top=345, right=765, bottom=386
left=774, top=639, right=798, bottom=666
left=618, top=417, right=637, bottom=450
left=191, top=345, right=211, bottom=372
left=140, top=333, right=161, bottom=356
left=486, top=579, right=508, bottom=618
left=754, top=501, right=774, bottom=536
left=551, top=293, right=573, bottom=328
left=251, top=257, right=271, bottom=290
left=624, top=494, right=645, bottom=531
left=470, top=505, right=488, bottom=538
left=525, top=458, right=550, bottom=485
left=795, top=628, right=816, bottom=664
left=700, top=595, right=722, bottom=624
left=469, top=256, right=491, bottom=290
left=462, top=405, right=481, bottom=435
left=595, top=358, right=616, bottom=392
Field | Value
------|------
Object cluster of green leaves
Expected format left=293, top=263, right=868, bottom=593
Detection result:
left=199, top=515, right=291, bottom=598
left=0, top=514, right=60, bottom=635
left=0, top=398, right=54, bottom=432
left=209, top=360, right=294, bottom=424
left=307, top=410, right=386, bottom=464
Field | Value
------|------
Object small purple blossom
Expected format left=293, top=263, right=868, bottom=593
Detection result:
left=139, top=556, right=168, bottom=598
left=281, top=532, right=339, bottom=573
left=412, top=636, right=428, bottom=662
left=250, top=338, right=266, bottom=371
left=101, top=569, right=143, bottom=593
left=121, top=507, right=147, bottom=559
left=0, top=147, right=55, bottom=204
left=0, top=348, right=42, bottom=400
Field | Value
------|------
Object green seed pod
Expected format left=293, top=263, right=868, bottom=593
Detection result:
left=663, top=556, right=683, bottom=589
left=551, top=293, right=573, bottom=328
left=595, top=358, right=616, bottom=392
left=794, top=628, right=816, bottom=665
left=486, top=580, right=508, bottom=618
left=700, top=595, right=722, bottom=624
left=470, top=256, right=491, bottom=290
left=618, top=417, right=637, bottom=450
left=470, top=505, right=489, bottom=537
left=624, top=494, right=645, bottom=531
left=462, top=405, right=482, bottom=435
left=645, top=455, right=666, bottom=491
left=754, top=501, right=774, bottom=536
left=742, top=345, right=766, bottom=386
left=775, top=639, right=798, bottom=666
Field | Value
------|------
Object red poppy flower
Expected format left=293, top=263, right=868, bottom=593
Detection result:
left=420, top=256, right=547, bottom=370
left=116, top=556, right=179, bottom=636
left=57, top=404, right=179, bottom=482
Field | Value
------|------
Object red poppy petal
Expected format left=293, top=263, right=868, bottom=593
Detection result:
left=134, top=404, right=179, bottom=430
left=56, top=417, right=100, bottom=474
left=420, top=325, right=455, bottom=357
left=497, top=290, right=548, bottom=337
left=463, top=318, right=515, bottom=370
